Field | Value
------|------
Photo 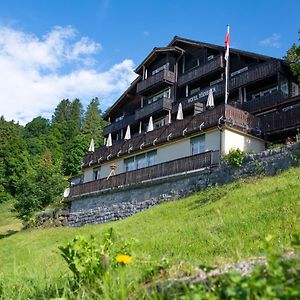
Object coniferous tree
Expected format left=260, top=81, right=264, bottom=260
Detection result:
left=82, top=97, right=106, bottom=147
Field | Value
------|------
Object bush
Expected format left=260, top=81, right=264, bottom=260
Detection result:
left=223, top=148, right=245, bottom=167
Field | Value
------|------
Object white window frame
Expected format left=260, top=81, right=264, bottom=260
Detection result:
left=190, top=135, right=205, bottom=155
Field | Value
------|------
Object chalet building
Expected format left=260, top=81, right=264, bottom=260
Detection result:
left=68, top=36, right=300, bottom=198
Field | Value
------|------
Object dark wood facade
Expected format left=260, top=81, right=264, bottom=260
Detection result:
left=68, top=36, right=300, bottom=197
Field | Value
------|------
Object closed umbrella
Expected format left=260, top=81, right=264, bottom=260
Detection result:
left=176, top=103, right=183, bottom=120
left=147, top=116, right=154, bottom=132
left=124, top=125, right=131, bottom=140
left=106, top=133, right=112, bottom=147
left=206, top=89, right=215, bottom=109
left=168, top=110, right=172, bottom=124
left=88, top=138, right=95, bottom=152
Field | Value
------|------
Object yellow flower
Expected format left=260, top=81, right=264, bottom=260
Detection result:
left=115, top=254, right=133, bottom=264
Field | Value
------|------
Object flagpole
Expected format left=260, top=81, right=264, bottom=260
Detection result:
left=224, top=25, right=230, bottom=104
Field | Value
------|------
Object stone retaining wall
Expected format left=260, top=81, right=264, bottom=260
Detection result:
left=58, top=143, right=299, bottom=227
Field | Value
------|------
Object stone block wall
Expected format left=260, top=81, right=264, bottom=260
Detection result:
left=67, top=143, right=299, bottom=227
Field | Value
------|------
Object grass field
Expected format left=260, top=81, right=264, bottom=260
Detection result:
left=0, top=167, right=299, bottom=298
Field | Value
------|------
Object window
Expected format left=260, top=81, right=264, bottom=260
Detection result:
left=93, top=167, right=101, bottom=180
left=147, top=150, right=157, bottom=166
left=281, top=78, right=289, bottom=96
left=147, top=88, right=170, bottom=105
left=251, top=86, right=278, bottom=100
left=123, top=150, right=157, bottom=172
left=152, top=62, right=169, bottom=75
left=154, top=117, right=165, bottom=129
left=292, top=82, right=299, bottom=97
left=136, top=153, right=147, bottom=169
left=207, top=55, right=214, bottom=61
left=124, top=157, right=135, bottom=172
left=230, top=67, right=248, bottom=77
left=190, top=135, right=205, bottom=155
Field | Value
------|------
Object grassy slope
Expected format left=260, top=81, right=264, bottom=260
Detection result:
left=0, top=167, right=299, bottom=286
left=0, top=201, right=23, bottom=234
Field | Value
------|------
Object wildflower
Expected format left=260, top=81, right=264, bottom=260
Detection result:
left=116, top=254, right=133, bottom=264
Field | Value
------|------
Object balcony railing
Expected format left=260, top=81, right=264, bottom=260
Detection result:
left=178, top=55, right=224, bottom=87
left=135, top=97, right=173, bottom=121
left=136, top=70, right=175, bottom=94
left=242, top=91, right=288, bottom=114
left=176, top=60, right=280, bottom=111
left=230, top=60, right=279, bottom=90
left=82, top=104, right=261, bottom=168
left=69, top=150, right=220, bottom=198
left=263, top=105, right=300, bottom=133
left=103, top=114, right=135, bottom=136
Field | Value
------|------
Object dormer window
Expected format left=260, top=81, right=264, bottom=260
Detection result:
left=152, top=62, right=170, bottom=76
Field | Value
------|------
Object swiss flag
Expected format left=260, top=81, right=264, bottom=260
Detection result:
left=225, top=25, right=230, bottom=61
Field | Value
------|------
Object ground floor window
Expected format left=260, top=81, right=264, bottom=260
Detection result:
left=190, top=135, right=205, bottom=155
left=124, top=150, right=157, bottom=172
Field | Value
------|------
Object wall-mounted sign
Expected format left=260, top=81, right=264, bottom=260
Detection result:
left=187, top=87, right=216, bottom=104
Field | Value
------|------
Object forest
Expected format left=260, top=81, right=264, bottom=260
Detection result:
left=0, top=97, right=107, bottom=220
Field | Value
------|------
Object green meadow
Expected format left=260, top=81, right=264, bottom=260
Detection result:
left=0, top=167, right=299, bottom=298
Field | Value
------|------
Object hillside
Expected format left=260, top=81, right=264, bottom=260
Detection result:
left=0, top=166, right=299, bottom=298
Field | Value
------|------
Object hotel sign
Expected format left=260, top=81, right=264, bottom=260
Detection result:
left=187, top=87, right=216, bottom=104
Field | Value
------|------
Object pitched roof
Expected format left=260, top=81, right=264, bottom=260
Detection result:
left=135, top=46, right=184, bottom=73
left=168, top=35, right=285, bottom=62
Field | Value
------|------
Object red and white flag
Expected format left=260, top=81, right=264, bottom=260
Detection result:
left=224, top=25, right=230, bottom=61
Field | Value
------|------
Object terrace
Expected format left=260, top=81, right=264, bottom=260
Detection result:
left=69, top=150, right=220, bottom=198
left=83, top=104, right=261, bottom=169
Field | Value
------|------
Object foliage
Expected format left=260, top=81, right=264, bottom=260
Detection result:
left=0, top=97, right=106, bottom=217
left=178, top=237, right=300, bottom=300
left=13, top=151, right=65, bottom=220
left=82, top=97, right=107, bottom=147
left=222, top=148, right=245, bottom=167
left=285, top=29, right=300, bottom=83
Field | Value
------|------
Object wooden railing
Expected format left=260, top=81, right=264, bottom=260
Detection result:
left=103, top=114, right=135, bottom=136
left=178, top=55, right=224, bottom=87
left=263, top=105, right=300, bottom=133
left=230, top=60, right=279, bottom=90
left=83, top=104, right=260, bottom=168
left=135, top=97, right=173, bottom=121
left=69, top=150, right=220, bottom=198
left=177, top=60, right=280, bottom=110
left=242, top=91, right=288, bottom=114
left=136, top=70, right=175, bottom=94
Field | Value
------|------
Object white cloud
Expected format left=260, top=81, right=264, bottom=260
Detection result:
left=259, top=33, right=281, bottom=49
left=0, top=26, right=136, bottom=124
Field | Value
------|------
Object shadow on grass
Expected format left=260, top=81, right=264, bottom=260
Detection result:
left=0, top=229, right=19, bottom=240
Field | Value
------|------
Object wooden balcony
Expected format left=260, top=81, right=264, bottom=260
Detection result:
left=135, top=97, right=173, bottom=121
left=103, top=114, right=135, bottom=136
left=242, top=91, right=288, bottom=114
left=69, top=150, right=220, bottom=198
left=136, top=70, right=175, bottom=94
left=230, top=60, right=279, bottom=90
left=178, top=55, right=224, bottom=87
left=82, top=104, right=261, bottom=168
left=175, top=60, right=280, bottom=113
left=263, top=105, right=300, bottom=133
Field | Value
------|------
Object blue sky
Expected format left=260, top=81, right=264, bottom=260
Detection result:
left=0, top=0, right=299, bottom=124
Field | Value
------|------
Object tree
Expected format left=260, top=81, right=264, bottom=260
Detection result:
left=61, top=134, right=89, bottom=176
left=14, top=150, right=65, bottom=220
left=23, top=117, right=49, bottom=139
left=285, top=30, right=300, bottom=83
left=0, top=116, right=31, bottom=198
left=82, top=97, right=106, bottom=147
